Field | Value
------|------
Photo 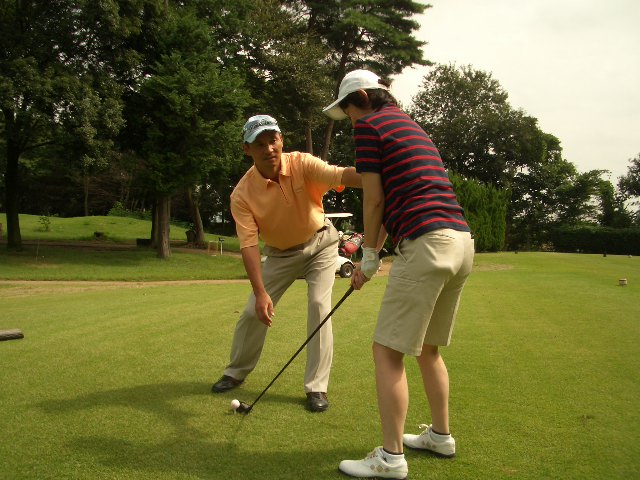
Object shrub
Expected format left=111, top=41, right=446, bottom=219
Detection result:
left=108, top=202, right=151, bottom=221
left=108, top=201, right=129, bottom=218
left=550, top=225, right=640, bottom=255
left=39, top=215, right=51, bottom=232
left=450, top=173, right=509, bottom=252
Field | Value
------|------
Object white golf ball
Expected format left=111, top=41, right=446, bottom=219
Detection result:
left=231, top=399, right=240, bottom=411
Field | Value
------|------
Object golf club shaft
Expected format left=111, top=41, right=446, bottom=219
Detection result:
left=249, top=285, right=354, bottom=409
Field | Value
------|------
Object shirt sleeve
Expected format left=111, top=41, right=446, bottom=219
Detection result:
left=301, top=153, right=345, bottom=187
left=230, top=191, right=259, bottom=249
left=353, top=120, right=382, bottom=174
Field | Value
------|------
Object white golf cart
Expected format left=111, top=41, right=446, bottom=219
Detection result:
left=325, top=213, right=363, bottom=278
left=259, top=213, right=363, bottom=278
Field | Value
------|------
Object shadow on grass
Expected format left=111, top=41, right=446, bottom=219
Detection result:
left=62, top=434, right=358, bottom=479
left=39, top=381, right=211, bottom=436
left=37, top=381, right=355, bottom=479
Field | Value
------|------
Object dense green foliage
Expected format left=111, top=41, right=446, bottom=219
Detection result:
left=410, top=64, right=638, bottom=250
left=411, top=64, right=536, bottom=188
left=2, top=2, right=637, bottom=253
left=450, top=173, right=508, bottom=252
left=618, top=153, right=640, bottom=224
left=619, top=153, right=640, bottom=198
left=1, top=0, right=429, bottom=252
left=550, top=225, right=640, bottom=256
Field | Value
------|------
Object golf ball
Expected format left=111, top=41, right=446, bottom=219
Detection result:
left=231, top=399, right=240, bottom=411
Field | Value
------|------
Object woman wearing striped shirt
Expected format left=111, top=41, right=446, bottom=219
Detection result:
left=323, top=70, right=475, bottom=479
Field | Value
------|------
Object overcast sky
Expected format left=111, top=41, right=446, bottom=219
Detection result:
left=392, top=0, right=640, bottom=182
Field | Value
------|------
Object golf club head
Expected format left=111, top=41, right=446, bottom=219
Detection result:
left=236, top=401, right=252, bottom=414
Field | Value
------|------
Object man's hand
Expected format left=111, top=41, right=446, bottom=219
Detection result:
left=360, top=247, right=380, bottom=278
left=255, top=291, right=275, bottom=327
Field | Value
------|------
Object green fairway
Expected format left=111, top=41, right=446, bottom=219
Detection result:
left=1, top=252, right=639, bottom=479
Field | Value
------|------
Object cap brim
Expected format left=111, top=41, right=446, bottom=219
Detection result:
left=245, top=126, right=281, bottom=144
left=322, top=100, right=348, bottom=120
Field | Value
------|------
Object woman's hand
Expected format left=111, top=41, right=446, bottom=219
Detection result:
left=351, top=267, right=370, bottom=290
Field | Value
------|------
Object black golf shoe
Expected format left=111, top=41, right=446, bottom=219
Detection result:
left=211, top=375, right=243, bottom=393
left=306, top=392, right=329, bottom=412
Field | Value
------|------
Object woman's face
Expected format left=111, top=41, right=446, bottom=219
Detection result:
left=342, top=90, right=376, bottom=126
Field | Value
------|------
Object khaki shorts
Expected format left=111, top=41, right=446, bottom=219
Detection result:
left=374, top=229, right=474, bottom=356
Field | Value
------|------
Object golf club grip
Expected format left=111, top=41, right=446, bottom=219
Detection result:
left=250, top=286, right=354, bottom=407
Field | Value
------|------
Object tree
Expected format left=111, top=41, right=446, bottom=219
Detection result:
left=597, top=180, right=633, bottom=228
left=408, top=64, right=621, bottom=249
left=618, top=153, right=640, bottom=224
left=1, top=1, right=75, bottom=249
left=410, top=64, right=544, bottom=188
left=554, top=169, right=606, bottom=225
left=450, top=173, right=509, bottom=252
left=119, top=3, right=250, bottom=258
left=508, top=144, right=568, bottom=250
left=0, top=0, right=154, bottom=249
left=508, top=135, right=607, bottom=250
left=232, top=1, right=334, bottom=154
left=619, top=153, right=640, bottom=196
left=282, top=0, right=430, bottom=158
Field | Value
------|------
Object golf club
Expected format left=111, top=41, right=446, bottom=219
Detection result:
left=234, top=285, right=354, bottom=414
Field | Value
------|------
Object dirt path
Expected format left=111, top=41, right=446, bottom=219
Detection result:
left=0, top=279, right=252, bottom=297
left=3, top=239, right=241, bottom=256
left=1, top=261, right=515, bottom=298
left=0, top=240, right=392, bottom=297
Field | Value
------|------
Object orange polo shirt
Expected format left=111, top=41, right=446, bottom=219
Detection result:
left=231, top=152, right=345, bottom=250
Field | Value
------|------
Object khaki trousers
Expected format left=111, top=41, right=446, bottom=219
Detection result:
left=224, top=219, right=339, bottom=393
left=375, top=229, right=475, bottom=355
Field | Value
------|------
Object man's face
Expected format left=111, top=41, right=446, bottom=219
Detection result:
left=243, top=130, right=283, bottom=179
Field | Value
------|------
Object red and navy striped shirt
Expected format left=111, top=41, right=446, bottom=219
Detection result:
left=354, top=104, right=470, bottom=245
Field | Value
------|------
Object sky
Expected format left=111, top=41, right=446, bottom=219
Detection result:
left=392, top=0, right=640, bottom=182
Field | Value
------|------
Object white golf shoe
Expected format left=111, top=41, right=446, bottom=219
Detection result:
left=403, top=424, right=456, bottom=457
left=339, top=447, right=408, bottom=479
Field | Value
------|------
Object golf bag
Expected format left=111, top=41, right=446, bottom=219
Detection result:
left=338, top=232, right=363, bottom=259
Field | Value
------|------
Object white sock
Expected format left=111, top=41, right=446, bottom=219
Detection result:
left=431, top=430, right=451, bottom=441
left=381, top=449, right=405, bottom=464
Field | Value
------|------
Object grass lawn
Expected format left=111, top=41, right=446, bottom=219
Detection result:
left=1, top=244, right=639, bottom=478
left=0, top=213, right=246, bottom=281
left=0, top=213, right=242, bottom=251
left=0, top=245, right=246, bottom=281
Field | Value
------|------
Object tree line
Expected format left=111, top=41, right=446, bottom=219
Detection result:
left=410, top=64, right=640, bottom=251
left=2, top=0, right=639, bottom=257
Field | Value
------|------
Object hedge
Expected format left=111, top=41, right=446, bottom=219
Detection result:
left=549, top=225, right=640, bottom=255
left=450, top=173, right=509, bottom=252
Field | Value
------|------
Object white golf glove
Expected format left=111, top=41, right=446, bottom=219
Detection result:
left=360, top=247, right=380, bottom=279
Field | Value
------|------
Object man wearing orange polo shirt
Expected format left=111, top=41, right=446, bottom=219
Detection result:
left=211, top=115, right=361, bottom=412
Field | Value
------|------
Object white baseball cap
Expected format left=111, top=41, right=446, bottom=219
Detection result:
left=242, top=115, right=281, bottom=143
left=322, top=69, right=389, bottom=120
